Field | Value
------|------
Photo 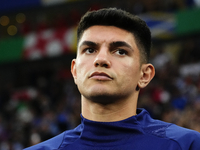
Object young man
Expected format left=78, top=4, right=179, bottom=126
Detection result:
left=24, top=8, right=200, bottom=150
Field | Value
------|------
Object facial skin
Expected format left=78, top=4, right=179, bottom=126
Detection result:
left=71, top=25, right=155, bottom=121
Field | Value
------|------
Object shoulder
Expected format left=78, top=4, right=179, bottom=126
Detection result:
left=24, top=125, right=82, bottom=150
left=23, top=132, right=66, bottom=150
left=166, top=124, right=200, bottom=150
left=138, top=109, right=200, bottom=149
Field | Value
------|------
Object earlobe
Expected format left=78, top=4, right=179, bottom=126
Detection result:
left=71, top=59, right=77, bottom=84
left=138, top=64, right=155, bottom=89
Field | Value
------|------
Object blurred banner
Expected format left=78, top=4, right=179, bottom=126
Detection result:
left=0, top=37, right=23, bottom=63
left=23, top=26, right=77, bottom=60
left=41, top=0, right=83, bottom=6
left=0, top=26, right=77, bottom=64
left=0, top=0, right=83, bottom=14
left=41, top=0, right=67, bottom=6
left=0, top=0, right=41, bottom=14
left=0, top=6, right=200, bottom=64
left=140, top=12, right=175, bottom=39
left=176, top=7, right=200, bottom=35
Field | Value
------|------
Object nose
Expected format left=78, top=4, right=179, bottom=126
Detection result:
left=93, top=48, right=111, bottom=68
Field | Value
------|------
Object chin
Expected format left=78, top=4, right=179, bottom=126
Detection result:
left=89, top=95, right=117, bottom=105
left=83, top=91, right=122, bottom=105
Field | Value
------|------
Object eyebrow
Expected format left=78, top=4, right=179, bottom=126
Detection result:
left=78, top=40, right=133, bottom=51
left=79, top=41, right=99, bottom=48
left=110, top=41, right=133, bottom=51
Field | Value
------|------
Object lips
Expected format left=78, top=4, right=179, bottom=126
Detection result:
left=89, top=72, right=113, bottom=80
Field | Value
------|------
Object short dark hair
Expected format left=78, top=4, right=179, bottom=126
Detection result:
left=77, top=7, right=151, bottom=63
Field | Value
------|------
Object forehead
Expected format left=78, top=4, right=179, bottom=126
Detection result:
left=78, top=25, right=137, bottom=48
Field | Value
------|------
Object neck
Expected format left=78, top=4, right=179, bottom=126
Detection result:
left=81, top=94, right=138, bottom=122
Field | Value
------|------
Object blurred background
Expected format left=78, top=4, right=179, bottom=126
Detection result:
left=0, top=0, right=200, bottom=149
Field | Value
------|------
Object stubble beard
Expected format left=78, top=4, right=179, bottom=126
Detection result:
left=77, top=77, right=135, bottom=105
left=81, top=89, right=130, bottom=105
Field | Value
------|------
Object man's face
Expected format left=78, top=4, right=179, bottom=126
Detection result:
left=71, top=25, right=146, bottom=104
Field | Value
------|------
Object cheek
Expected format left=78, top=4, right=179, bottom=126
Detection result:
left=120, top=60, right=141, bottom=81
left=75, top=60, right=90, bottom=82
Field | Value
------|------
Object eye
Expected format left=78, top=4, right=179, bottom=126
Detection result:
left=115, top=49, right=127, bottom=55
left=85, top=48, right=95, bottom=54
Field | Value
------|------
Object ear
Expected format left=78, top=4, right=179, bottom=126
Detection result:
left=137, top=63, right=155, bottom=89
left=71, top=59, right=77, bottom=84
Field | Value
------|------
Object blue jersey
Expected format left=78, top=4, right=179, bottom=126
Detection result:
left=24, top=109, right=200, bottom=150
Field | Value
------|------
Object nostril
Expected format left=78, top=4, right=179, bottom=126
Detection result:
left=94, top=61, right=109, bottom=68
left=95, top=62, right=99, bottom=67
left=102, top=64, right=108, bottom=68
left=93, top=55, right=111, bottom=68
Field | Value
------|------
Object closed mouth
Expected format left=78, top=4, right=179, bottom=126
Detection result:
left=89, top=72, right=113, bottom=80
